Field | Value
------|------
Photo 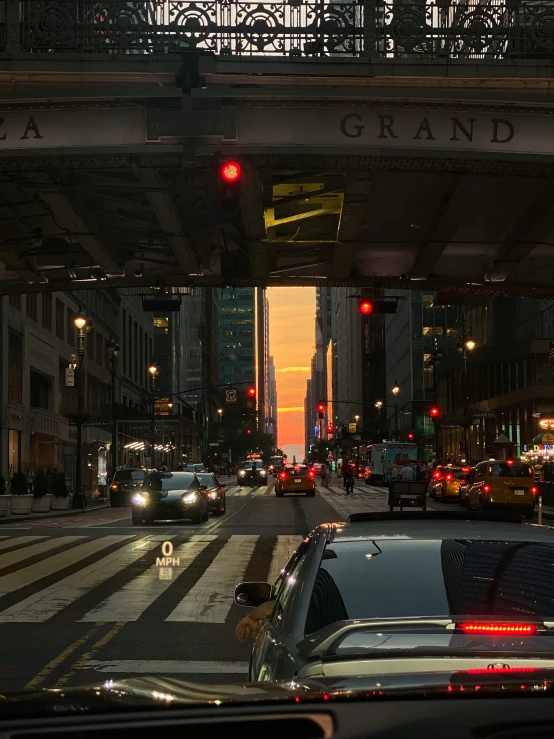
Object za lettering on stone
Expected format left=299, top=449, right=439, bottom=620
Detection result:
left=0, top=116, right=43, bottom=141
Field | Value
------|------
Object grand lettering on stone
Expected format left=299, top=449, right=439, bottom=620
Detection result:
left=339, top=113, right=515, bottom=145
left=0, top=115, right=43, bottom=142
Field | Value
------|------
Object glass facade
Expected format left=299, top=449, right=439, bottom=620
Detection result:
left=218, top=287, right=256, bottom=385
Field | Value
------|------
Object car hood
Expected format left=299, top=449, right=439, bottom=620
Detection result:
left=144, top=490, right=196, bottom=503
left=2, top=670, right=554, bottom=718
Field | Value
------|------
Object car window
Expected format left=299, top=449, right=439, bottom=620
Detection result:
left=115, top=470, right=145, bottom=481
left=489, top=463, right=532, bottom=478
left=144, top=473, right=197, bottom=491
left=474, top=464, right=486, bottom=482
left=197, top=473, right=217, bottom=488
left=271, top=540, right=310, bottom=624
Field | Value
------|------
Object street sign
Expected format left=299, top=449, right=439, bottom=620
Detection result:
left=209, top=442, right=220, bottom=447
left=65, top=368, right=75, bottom=387
left=348, top=423, right=357, bottom=433
left=472, top=411, right=495, bottom=419
left=225, top=389, right=237, bottom=404
left=84, top=420, right=109, bottom=428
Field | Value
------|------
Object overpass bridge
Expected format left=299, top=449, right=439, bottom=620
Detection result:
left=1, top=0, right=554, bottom=297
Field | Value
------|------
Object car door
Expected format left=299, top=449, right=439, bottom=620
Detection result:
left=250, top=541, right=310, bottom=681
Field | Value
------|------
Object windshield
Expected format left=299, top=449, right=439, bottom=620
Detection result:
left=490, top=463, right=532, bottom=478
left=197, top=474, right=217, bottom=488
left=144, top=473, right=198, bottom=491
left=114, top=470, right=145, bottom=481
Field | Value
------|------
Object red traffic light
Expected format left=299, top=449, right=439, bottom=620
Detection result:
left=359, top=300, right=373, bottom=315
left=220, top=161, right=241, bottom=183
left=247, top=429, right=252, bottom=435
left=247, top=386, right=256, bottom=397
left=327, top=423, right=334, bottom=434
left=317, top=402, right=325, bottom=413
left=429, top=407, right=440, bottom=417
left=407, top=432, right=414, bottom=440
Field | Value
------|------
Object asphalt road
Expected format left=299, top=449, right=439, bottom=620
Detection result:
left=0, top=475, right=525, bottom=692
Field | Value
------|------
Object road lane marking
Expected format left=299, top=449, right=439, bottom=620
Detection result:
left=0, top=536, right=85, bottom=573
left=81, top=535, right=215, bottom=622
left=25, top=623, right=104, bottom=689
left=0, top=535, right=48, bottom=552
left=81, top=659, right=249, bottom=674
left=267, top=535, right=303, bottom=585
left=0, top=537, right=163, bottom=622
left=55, top=621, right=126, bottom=688
left=166, top=535, right=258, bottom=623
left=0, top=535, right=133, bottom=596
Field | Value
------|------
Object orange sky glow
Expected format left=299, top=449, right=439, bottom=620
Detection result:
left=267, top=287, right=315, bottom=461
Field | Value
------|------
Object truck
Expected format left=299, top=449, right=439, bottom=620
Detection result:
left=365, top=442, right=418, bottom=485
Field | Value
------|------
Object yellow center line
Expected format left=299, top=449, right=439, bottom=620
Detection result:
left=25, top=622, right=105, bottom=689
left=54, top=621, right=127, bottom=688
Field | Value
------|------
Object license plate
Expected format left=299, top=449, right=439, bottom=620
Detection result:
left=295, top=479, right=302, bottom=484
left=514, top=489, right=525, bottom=495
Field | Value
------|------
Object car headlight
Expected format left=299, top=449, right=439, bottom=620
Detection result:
left=209, top=491, right=218, bottom=499
left=182, top=492, right=198, bottom=505
left=239, top=470, right=246, bottom=476
left=260, top=469, right=267, bottom=475
left=133, top=493, right=147, bottom=504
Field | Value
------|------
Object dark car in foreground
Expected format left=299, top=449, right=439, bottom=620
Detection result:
left=109, top=468, right=147, bottom=507
left=131, top=471, right=208, bottom=525
left=197, top=472, right=226, bottom=516
left=235, top=512, right=554, bottom=682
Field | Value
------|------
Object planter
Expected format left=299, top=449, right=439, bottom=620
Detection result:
left=0, top=496, right=10, bottom=517
left=10, top=494, right=33, bottom=515
left=51, top=495, right=71, bottom=511
left=31, top=494, right=51, bottom=513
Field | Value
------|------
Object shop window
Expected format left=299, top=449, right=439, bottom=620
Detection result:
left=30, top=369, right=52, bottom=410
left=42, top=294, right=52, bottom=330
left=153, top=317, right=169, bottom=333
left=55, top=299, right=65, bottom=339
left=8, top=332, right=23, bottom=404
left=26, top=293, right=38, bottom=320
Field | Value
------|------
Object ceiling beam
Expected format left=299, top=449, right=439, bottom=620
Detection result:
left=332, top=174, right=371, bottom=280
left=489, top=180, right=554, bottom=281
left=408, top=174, right=461, bottom=280
left=240, top=164, right=269, bottom=280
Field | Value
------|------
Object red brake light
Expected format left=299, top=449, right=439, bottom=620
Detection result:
left=359, top=300, right=373, bottom=315
left=462, top=467, right=469, bottom=473
left=507, top=459, right=514, bottom=466
left=308, top=469, right=315, bottom=479
left=434, top=471, right=442, bottom=480
left=466, top=667, right=538, bottom=675
left=279, top=471, right=287, bottom=480
left=483, top=484, right=491, bottom=493
left=445, top=473, right=453, bottom=482
left=460, top=623, right=537, bottom=635
left=532, top=486, right=538, bottom=494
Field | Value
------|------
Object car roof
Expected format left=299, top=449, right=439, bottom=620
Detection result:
left=325, top=519, right=554, bottom=543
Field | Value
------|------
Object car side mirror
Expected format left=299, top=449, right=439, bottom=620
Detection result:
left=234, top=581, right=272, bottom=607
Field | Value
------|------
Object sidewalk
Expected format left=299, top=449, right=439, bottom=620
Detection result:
left=0, top=496, right=108, bottom=524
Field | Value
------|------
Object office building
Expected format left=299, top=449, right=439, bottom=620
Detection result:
left=267, top=355, right=278, bottom=445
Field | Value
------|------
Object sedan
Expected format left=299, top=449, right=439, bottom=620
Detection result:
left=235, top=513, right=554, bottom=682
left=131, top=471, right=208, bottom=525
left=237, top=461, right=268, bottom=486
left=197, top=472, right=226, bottom=516
left=109, top=468, right=147, bottom=507
left=275, top=465, right=315, bottom=497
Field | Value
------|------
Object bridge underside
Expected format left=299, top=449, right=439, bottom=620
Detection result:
left=2, top=152, right=554, bottom=298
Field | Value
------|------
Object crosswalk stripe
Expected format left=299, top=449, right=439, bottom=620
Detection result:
left=0, top=536, right=85, bottom=573
left=80, top=535, right=216, bottom=622
left=165, top=535, right=258, bottom=623
left=0, top=536, right=164, bottom=622
left=81, top=659, right=248, bottom=674
left=267, top=535, right=303, bottom=585
left=0, top=535, right=132, bottom=597
left=0, top=536, right=48, bottom=553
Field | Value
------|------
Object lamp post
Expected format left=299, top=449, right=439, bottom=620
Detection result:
left=73, top=311, right=93, bottom=509
left=391, top=381, right=400, bottom=440
left=148, top=361, right=160, bottom=468
left=456, top=322, right=476, bottom=460
left=107, top=338, right=120, bottom=477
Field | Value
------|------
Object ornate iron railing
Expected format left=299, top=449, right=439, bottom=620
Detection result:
left=1, top=0, right=553, bottom=58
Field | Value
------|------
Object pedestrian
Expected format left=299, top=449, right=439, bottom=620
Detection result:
left=321, top=462, right=328, bottom=488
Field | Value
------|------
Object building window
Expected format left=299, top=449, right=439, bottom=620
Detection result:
left=8, top=332, right=23, bottom=404
left=66, top=310, right=75, bottom=346
left=26, top=293, right=38, bottom=320
left=29, top=369, right=52, bottom=410
left=9, top=294, right=21, bottom=310
left=42, top=294, right=52, bottom=330
left=153, top=317, right=169, bottom=333
left=55, top=299, right=65, bottom=339
left=87, top=328, right=95, bottom=360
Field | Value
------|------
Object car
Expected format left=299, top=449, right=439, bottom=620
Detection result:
left=131, top=471, right=209, bottom=525
left=430, top=464, right=469, bottom=501
left=108, top=468, right=147, bottom=507
left=464, top=460, right=537, bottom=519
left=235, top=512, right=554, bottom=682
left=183, top=463, right=205, bottom=473
left=196, top=472, right=226, bottom=516
left=275, top=464, right=315, bottom=497
left=237, top=461, right=268, bottom=486
left=268, top=456, right=286, bottom=475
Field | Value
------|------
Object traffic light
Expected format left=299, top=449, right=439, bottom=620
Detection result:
left=220, top=161, right=241, bottom=184
left=358, top=298, right=397, bottom=315
left=247, top=429, right=252, bottom=435
left=247, top=386, right=256, bottom=398
left=206, top=160, right=243, bottom=230
left=359, top=300, right=373, bottom=315
left=407, top=432, right=414, bottom=441
left=317, top=402, right=325, bottom=419
left=429, top=406, right=440, bottom=418
left=327, top=423, right=334, bottom=434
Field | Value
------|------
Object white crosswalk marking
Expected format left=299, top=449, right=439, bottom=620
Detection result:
left=81, top=535, right=215, bottom=622
left=0, top=535, right=132, bottom=597
left=166, top=535, right=258, bottom=623
left=0, top=536, right=163, bottom=622
left=0, top=536, right=85, bottom=573
left=267, top=535, right=303, bottom=585
left=0, top=536, right=47, bottom=553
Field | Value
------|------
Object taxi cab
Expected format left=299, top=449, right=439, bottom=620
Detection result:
left=429, top=464, right=469, bottom=502
left=465, top=459, right=537, bottom=519
left=276, top=464, right=316, bottom=497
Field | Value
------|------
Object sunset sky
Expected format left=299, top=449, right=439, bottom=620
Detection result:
left=267, top=287, right=315, bottom=461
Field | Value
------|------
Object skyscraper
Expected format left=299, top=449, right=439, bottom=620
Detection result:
left=267, top=355, right=278, bottom=446
left=218, top=287, right=256, bottom=388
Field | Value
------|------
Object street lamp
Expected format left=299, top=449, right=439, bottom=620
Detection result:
left=374, top=400, right=383, bottom=409
left=391, top=381, right=400, bottom=440
left=72, top=311, right=93, bottom=509
left=456, top=323, right=477, bottom=460
left=148, top=361, right=160, bottom=468
left=107, top=338, right=120, bottom=477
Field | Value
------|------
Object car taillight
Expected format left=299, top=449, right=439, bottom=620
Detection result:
left=445, top=474, right=452, bottom=482
left=532, top=486, right=538, bottom=495
left=308, top=470, right=315, bottom=479
left=483, top=484, right=491, bottom=493
left=279, top=471, right=287, bottom=480
left=434, top=471, right=442, bottom=480
left=460, top=622, right=537, bottom=635
left=462, top=467, right=469, bottom=473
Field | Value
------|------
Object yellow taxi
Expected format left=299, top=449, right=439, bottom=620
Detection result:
left=430, top=465, right=469, bottom=502
left=275, top=464, right=316, bottom=497
left=465, top=459, right=537, bottom=519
